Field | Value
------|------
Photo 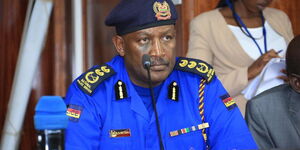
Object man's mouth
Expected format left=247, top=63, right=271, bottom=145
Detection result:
left=148, top=57, right=169, bottom=71
left=150, top=64, right=168, bottom=71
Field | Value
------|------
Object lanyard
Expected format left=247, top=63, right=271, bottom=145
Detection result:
left=226, top=0, right=267, bottom=56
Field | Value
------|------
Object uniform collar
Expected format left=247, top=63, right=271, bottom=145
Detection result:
left=110, top=55, right=180, bottom=122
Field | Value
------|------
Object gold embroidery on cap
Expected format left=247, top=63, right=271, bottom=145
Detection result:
left=153, top=1, right=171, bottom=20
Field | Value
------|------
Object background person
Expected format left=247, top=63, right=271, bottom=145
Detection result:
left=245, top=35, right=300, bottom=149
left=64, top=0, right=257, bottom=149
left=187, top=0, right=294, bottom=115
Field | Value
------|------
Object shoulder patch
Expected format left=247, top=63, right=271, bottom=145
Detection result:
left=77, top=64, right=115, bottom=95
left=174, top=57, right=215, bottom=83
left=66, top=104, right=83, bottom=122
left=220, top=93, right=237, bottom=110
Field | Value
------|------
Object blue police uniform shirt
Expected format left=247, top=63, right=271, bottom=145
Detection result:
left=133, top=83, right=162, bottom=119
left=64, top=55, right=257, bottom=150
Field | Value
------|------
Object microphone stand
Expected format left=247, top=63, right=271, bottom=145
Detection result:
left=145, top=66, right=165, bottom=150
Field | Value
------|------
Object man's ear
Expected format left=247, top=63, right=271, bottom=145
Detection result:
left=112, top=35, right=125, bottom=56
left=289, top=76, right=300, bottom=93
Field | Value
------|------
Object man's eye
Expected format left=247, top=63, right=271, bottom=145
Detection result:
left=139, top=38, right=149, bottom=44
left=163, top=35, right=173, bottom=41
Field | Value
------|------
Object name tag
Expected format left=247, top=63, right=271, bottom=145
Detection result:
left=110, top=129, right=131, bottom=138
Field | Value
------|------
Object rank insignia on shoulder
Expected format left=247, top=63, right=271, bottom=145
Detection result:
left=77, top=64, right=115, bottom=95
left=110, top=129, right=131, bottom=138
left=66, top=104, right=83, bottom=122
left=168, top=81, right=179, bottom=101
left=220, top=94, right=237, bottom=110
left=114, top=80, right=128, bottom=100
left=174, top=57, right=215, bottom=83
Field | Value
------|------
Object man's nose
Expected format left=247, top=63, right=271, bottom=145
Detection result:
left=149, top=39, right=165, bottom=56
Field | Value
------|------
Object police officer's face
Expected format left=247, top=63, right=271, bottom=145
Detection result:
left=114, top=25, right=176, bottom=87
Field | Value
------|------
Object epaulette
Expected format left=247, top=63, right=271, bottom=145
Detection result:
left=174, top=57, right=215, bottom=83
left=77, top=64, right=115, bottom=95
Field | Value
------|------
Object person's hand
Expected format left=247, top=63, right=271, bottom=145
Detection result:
left=277, top=69, right=289, bottom=82
left=248, top=49, right=280, bottom=80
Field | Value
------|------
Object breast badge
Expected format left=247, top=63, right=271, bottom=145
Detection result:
left=110, top=129, right=131, bottom=138
left=169, top=123, right=209, bottom=137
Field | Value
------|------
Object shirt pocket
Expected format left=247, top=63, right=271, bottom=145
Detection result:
left=100, top=136, right=133, bottom=150
left=99, top=128, right=143, bottom=150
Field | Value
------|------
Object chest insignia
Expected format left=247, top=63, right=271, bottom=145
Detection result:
left=168, top=81, right=179, bottom=101
left=110, top=129, right=131, bottom=138
left=220, top=93, right=237, bottom=110
left=169, top=123, right=209, bottom=137
left=114, top=80, right=128, bottom=100
left=174, top=57, right=215, bottom=83
left=66, top=104, right=83, bottom=122
left=77, top=64, right=115, bottom=95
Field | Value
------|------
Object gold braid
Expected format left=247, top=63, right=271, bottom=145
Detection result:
left=198, top=79, right=209, bottom=149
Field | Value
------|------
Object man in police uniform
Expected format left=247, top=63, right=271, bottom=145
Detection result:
left=64, top=0, right=257, bottom=149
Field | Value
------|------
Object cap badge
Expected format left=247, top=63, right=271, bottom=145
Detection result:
left=153, top=1, right=171, bottom=20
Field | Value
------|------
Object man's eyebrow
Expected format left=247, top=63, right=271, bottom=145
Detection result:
left=163, top=28, right=176, bottom=34
left=136, top=32, right=149, bottom=36
left=133, top=27, right=175, bottom=37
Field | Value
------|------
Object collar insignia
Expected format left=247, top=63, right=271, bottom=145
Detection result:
left=110, top=129, right=131, bottom=138
left=153, top=1, right=171, bottom=20
left=168, top=81, right=179, bottom=101
left=220, top=93, right=237, bottom=110
left=115, top=80, right=128, bottom=100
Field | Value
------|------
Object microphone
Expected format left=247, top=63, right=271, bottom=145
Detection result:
left=142, top=54, right=151, bottom=69
left=34, top=96, right=68, bottom=150
left=142, top=54, right=165, bottom=150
